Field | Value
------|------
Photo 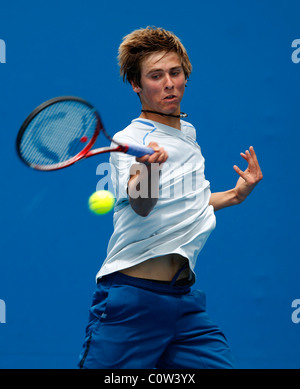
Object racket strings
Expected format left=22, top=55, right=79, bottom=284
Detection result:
left=19, top=101, right=97, bottom=166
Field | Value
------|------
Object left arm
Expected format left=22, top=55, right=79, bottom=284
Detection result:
left=209, top=146, right=263, bottom=211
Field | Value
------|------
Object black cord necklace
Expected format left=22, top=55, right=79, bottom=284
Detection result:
left=141, top=109, right=188, bottom=119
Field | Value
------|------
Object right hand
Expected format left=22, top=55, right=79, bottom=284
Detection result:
left=136, top=142, right=168, bottom=165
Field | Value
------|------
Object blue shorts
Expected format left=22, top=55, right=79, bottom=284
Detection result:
left=78, top=271, right=235, bottom=369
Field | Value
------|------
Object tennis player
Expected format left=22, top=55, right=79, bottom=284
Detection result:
left=78, top=27, right=263, bottom=369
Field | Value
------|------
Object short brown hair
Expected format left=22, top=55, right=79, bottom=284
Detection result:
left=118, top=26, right=192, bottom=88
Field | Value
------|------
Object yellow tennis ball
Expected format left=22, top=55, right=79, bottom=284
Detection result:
left=88, top=190, right=115, bottom=215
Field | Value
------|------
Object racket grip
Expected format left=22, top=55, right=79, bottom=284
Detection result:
left=125, top=143, right=155, bottom=157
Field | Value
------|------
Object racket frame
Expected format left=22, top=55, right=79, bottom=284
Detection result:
left=16, top=96, right=125, bottom=171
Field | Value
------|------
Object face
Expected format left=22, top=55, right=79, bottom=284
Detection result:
left=132, top=51, right=187, bottom=116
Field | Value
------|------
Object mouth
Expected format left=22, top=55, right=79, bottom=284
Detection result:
left=163, top=95, right=177, bottom=101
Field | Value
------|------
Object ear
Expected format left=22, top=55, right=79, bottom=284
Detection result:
left=131, top=81, right=142, bottom=94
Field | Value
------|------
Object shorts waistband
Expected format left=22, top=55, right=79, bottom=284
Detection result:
left=98, top=271, right=193, bottom=295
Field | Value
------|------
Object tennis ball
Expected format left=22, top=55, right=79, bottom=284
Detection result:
left=88, top=190, right=115, bottom=215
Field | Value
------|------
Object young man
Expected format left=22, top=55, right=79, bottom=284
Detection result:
left=78, top=27, right=263, bottom=369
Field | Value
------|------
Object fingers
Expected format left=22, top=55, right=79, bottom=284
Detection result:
left=136, top=142, right=168, bottom=165
left=234, top=145, right=263, bottom=183
left=240, top=146, right=259, bottom=167
left=240, top=146, right=254, bottom=163
left=233, top=164, right=248, bottom=181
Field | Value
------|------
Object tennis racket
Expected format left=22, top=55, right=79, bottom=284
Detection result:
left=16, top=96, right=154, bottom=171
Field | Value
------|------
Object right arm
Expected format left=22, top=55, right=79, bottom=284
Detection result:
left=127, top=142, right=168, bottom=217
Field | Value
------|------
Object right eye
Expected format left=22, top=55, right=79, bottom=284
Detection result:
left=151, top=74, right=160, bottom=80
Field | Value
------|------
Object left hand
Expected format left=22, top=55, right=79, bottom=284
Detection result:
left=233, top=146, right=263, bottom=203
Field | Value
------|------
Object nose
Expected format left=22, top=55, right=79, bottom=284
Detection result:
left=164, top=73, right=174, bottom=89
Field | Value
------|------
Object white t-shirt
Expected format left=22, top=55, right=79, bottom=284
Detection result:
left=96, top=118, right=216, bottom=280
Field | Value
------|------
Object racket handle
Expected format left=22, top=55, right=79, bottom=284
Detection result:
left=125, top=143, right=155, bottom=157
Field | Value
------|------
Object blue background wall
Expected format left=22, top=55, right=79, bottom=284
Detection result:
left=0, top=0, right=299, bottom=368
